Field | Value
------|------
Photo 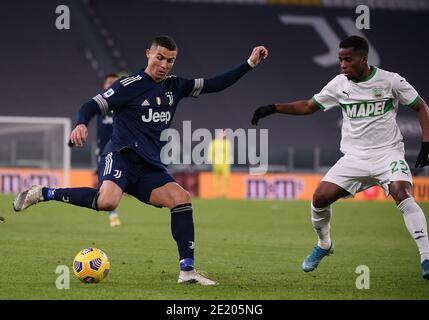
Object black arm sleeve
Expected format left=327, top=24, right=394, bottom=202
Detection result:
left=75, top=99, right=101, bottom=126
left=201, top=61, right=253, bottom=94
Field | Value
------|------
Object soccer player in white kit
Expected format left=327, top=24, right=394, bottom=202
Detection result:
left=251, top=36, right=429, bottom=280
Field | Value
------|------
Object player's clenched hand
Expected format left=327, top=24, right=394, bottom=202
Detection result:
left=415, top=142, right=429, bottom=168
left=70, top=124, right=88, bottom=147
left=251, top=104, right=276, bottom=126
left=248, top=46, right=268, bottom=67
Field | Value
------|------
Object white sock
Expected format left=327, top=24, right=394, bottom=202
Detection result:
left=311, top=202, right=332, bottom=250
left=397, top=197, right=429, bottom=262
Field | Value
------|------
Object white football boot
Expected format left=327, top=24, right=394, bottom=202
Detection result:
left=109, top=212, right=121, bottom=227
left=178, top=270, right=218, bottom=286
left=13, top=185, right=44, bottom=212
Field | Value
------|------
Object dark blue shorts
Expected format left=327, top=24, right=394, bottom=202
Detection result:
left=98, top=148, right=175, bottom=205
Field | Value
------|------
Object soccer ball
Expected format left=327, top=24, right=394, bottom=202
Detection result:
left=72, top=247, right=110, bottom=283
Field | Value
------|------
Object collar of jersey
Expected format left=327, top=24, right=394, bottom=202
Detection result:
left=351, top=66, right=377, bottom=83
left=139, top=70, right=160, bottom=83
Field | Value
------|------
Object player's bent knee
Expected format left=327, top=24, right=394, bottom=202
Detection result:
left=312, top=191, right=330, bottom=209
left=393, top=190, right=412, bottom=205
left=171, top=190, right=192, bottom=207
left=96, top=181, right=123, bottom=211
left=97, top=194, right=120, bottom=211
left=97, top=200, right=118, bottom=212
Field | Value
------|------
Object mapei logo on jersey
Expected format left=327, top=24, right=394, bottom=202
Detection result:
left=142, top=108, right=171, bottom=124
left=103, top=88, right=115, bottom=98
left=341, top=99, right=394, bottom=118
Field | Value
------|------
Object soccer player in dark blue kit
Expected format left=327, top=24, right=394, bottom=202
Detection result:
left=97, top=73, right=122, bottom=227
left=13, top=35, right=268, bottom=285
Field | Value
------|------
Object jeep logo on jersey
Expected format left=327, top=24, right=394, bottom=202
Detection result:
left=341, top=99, right=394, bottom=118
left=142, top=108, right=171, bottom=124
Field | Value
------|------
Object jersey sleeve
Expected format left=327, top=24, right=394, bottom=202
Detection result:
left=312, top=77, right=340, bottom=111
left=392, top=73, right=421, bottom=107
left=172, top=61, right=252, bottom=98
left=178, top=77, right=204, bottom=98
left=92, top=77, right=138, bottom=114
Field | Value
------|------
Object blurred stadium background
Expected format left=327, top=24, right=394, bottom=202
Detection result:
left=2, top=0, right=429, bottom=301
left=1, top=0, right=429, bottom=201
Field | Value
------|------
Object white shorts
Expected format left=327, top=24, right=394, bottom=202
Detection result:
left=322, top=150, right=413, bottom=197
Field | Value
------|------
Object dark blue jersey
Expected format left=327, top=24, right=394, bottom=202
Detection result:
left=81, top=61, right=253, bottom=169
left=92, top=71, right=201, bottom=168
left=96, top=111, right=114, bottom=158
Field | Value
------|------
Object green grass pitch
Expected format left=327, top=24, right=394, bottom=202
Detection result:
left=0, top=195, right=428, bottom=300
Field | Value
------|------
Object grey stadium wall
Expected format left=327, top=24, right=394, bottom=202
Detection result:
left=2, top=0, right=429, bottom=168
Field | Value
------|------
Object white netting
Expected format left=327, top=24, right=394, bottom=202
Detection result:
left=0, top=117, right=71, bottom=192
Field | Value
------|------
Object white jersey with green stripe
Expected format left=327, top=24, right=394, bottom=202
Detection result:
left=312, top=66, right=421, bottom=158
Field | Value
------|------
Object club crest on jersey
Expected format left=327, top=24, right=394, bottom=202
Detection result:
left=165, top=92, right=174, bottom=106
left=102, top=114, right=113, bottom=124
left=372, top=87, right=383, bottom=98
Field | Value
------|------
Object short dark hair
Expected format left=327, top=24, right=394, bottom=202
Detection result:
left=151, top=35, right=177, bottom=51
left=105, top=73, right=118, bottom=79
left=339, top=35, right=369, bottom=55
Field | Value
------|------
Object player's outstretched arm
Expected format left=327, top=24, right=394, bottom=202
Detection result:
left=251, top=99, right=319, bottom=125
left=199, top=46, right=268, bottom=94
left=411, top=98, right=429, bottom=168
left=69, top=99, right=102, bottom=147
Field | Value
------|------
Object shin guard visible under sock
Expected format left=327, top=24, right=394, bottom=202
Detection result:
left=171, top=203, right=195, bottom=271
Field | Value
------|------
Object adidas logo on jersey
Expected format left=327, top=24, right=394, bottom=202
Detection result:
left=120, top=75, right=142, bottom=87
left=142, top=108, right=171, bottom=124
left=141, top=100, right=150, bottom=106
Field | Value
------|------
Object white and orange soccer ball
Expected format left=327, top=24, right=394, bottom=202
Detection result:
left=72, top=247, right=110, bottom=283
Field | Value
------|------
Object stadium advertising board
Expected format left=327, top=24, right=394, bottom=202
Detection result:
left=199, top=172, right=429, bottom=202
left=3, top=168, right=429, bottom=202
left=0, top=168, right=63, bottom=194
left=0, top=168, right=94, bottom=194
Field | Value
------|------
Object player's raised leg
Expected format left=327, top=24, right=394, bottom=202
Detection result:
left=13, top=151, right=125, bottom=213
left=150, top=182, right=218, bottom=285
left=13, top=185, right=99, bottom=212
left=302, top=181, right=350, bottom=272
left=390, top=181, right=429, bottom=280
left=12, top=180, right=122, bottom=212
